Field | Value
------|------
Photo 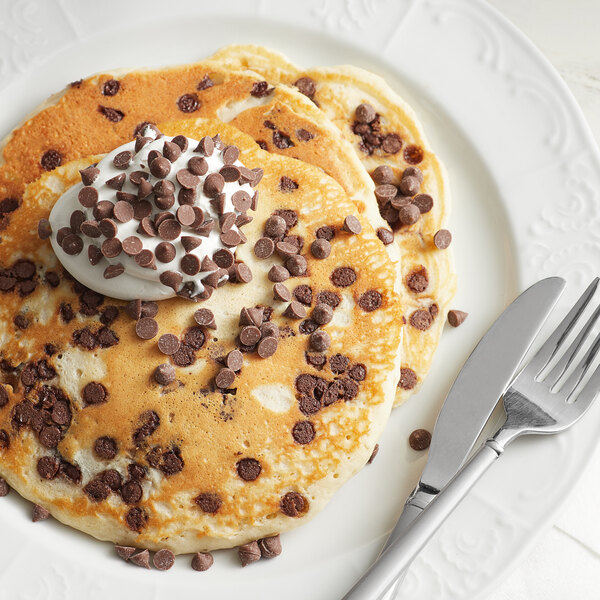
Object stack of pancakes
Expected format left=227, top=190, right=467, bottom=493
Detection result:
left=0, top=46, right=455, bottom=556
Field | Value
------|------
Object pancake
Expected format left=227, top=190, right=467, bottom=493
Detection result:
left=210, top=45, right=457, bottom=403
left=0, top=120, right=402, bottom=553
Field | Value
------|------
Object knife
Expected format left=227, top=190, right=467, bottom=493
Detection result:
left=379, top=276, right=565, bottom=599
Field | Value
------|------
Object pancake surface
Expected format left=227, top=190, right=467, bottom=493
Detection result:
left=210, top=45, right=457, bottom=403
left=0, top=120, right=402, bottom=552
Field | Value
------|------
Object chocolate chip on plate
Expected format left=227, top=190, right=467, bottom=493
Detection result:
left=409, top=428, right=431, bottom=451
left=136, top=317, right=159, bottom=340
left=448, top=310, right=468, bottom=327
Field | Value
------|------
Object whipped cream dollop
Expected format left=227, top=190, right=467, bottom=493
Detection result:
left=48, top=127, right=260, bottom=301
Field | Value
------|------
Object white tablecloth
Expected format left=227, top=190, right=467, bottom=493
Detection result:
left=485, top=1, right=600, bottom=597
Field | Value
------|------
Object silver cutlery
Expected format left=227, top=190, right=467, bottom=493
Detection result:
left=344, top=278, right=600, bottom=600
left=378, top=276, right=566, bottom=600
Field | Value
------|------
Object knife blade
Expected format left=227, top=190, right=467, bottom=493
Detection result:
left=383, top=276, right=565, bottom=553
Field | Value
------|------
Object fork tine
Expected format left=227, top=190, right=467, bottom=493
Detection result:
left=560, top=328, right=600, bottom=401
left=523, top=278, right=599, bottom=379
left=569, top=360, right=600, bottom=414
left=546, top=303, right=600, bottom=388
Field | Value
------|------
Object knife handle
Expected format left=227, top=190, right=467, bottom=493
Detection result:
left=342, top=441, right=503, bottom=600
left=378, top=490, right=438, bottom=600
left=383, top=486, right=438, bottom=552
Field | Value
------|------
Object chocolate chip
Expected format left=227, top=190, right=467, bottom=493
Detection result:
left=84, top=478, right=111, bottom=502
left=0, top=478, right=8, bottom=496
left=307, top=238, right=330, bottom=261
left=155, top=334, right=179, bottom=356
left=257, top=336, right=278, bottom=358
left=291, top=285, right=311, bottom=306
left=101, top=238, right=121, bottom=259
left=59, top=461, right=82, bottom=483
left=195, top=136, right=214, bottom=156
left=343, top=216, right=362, bottom=235
left=41, top=149, right=62, bottom=171
left=79, top=166, right=100, bottom=186
left=215, top=368, right=235, bottom=389
left=130, top=549, right=151, bottom=569
left=257, top=535, right=282, bottom=559
left=413, top=194, right=433, bottom=214
left=261, top=216, right=284, bottom=241
left=177, top=93, right=200, bottom=112
left=203, top=172, right=225, bottom=198
left=194, top=308, right=216, bottom=329
left=82, top=382, right=108, bottom=406
left=374, top=184, right=398, bottom=205
left=371, top=165, right=394, bottom=185
left=268, top=265, right=289, bottom=282
left=135, top=317, right=159, bottom=340
left=250, top=80, right=273, bottom=97
left=330, top=267, right=356, bottom=287
left=121, top=480, right=143, bottom=505
left=35, top=218, right=52, bottom=241
left=154, top=363, right=175, bottom=386
left=13, top=314, right=29, bottom=329
left=398, top=203, right=421, bottom=225
left=94, top=436, right=118, bottom=460
left=404, top=145, right=424, bottom=165
left=0, top=385, right=8, bottom=408
left=410, top=310, right=433, bottom=331
left=239, top=325, right=261, bottom=346
left=238, top=541, right=261, bottom=567
left=357, top=290, right=382, bottom=312
left=406, top=268, right=428, bottom=294
left=299, top=319, right=318, bottom=335
left=279, top=176, right=298, bottom=193
left=312, top=304, right=333, bottom=327
left=309, top=330, right=330, bottom=352
left=195, top=492, right=222, bottom=514
left=284, top=301, right=307, bottom=320
left=223, top=349, right=242, bottom=372
left=297, top=128, right=314, bottom=141
left=292, top=421, right=315, bottom=445
left=32, top=504, right=50, bottom=522
left=254, top=237, right=274, bottom=259
left=77, top=187, right=98, bottom=210
left=286, top=255, right=307, bottom=277
left=103, top=263, right=124, bottom=279
left=233, top=263, right=252, bottom=284
left=355, top=103, right=376, bottom=124
left=182, top=327, right=205, bottom=351
left=409, top=428, right=431, bottom=451
left=434, top=229, right=452, bottom=249
left=61, top=234, right=83, bottom=255
left=39, top=425, right=61, bottom=448
left=115, top=545, right=136, bottom=561
left=170, top=135, right=188, bottom=153
left=157, top=219, right=181, bottom=242
left=399, top=175, right=420, bottom=196
left=37, top=456, right=59, bottom=479
left=153, top=549, right=175, bottom=571
left=192, top=552, right=214, bottom=571
left=113, top=150, right=133, bottom=170
left=221, top=146, right=239, bottom=166
left=448, top=310, right=468, bottom=327
left=382, top=133, right=402, bottom=154
left=273, top=283, right=291, bottom=302
left=149, top=155, right=171, bottom=179
left=112, top=201, right=133, bottom=224
left=163, top=141, right=182, bottom=163
left=377, top=228, right=394, bottom=245
left=280, top=491, right=307, bottom=517
left=102, top=79, right=120, bottom=96
left=366, top=444, right=380, bottom=465
left=99, top=106, right=124, bottom=122
left=236, top=458, right=261, bottom=481
left=330, top=354, right=349, bottom=374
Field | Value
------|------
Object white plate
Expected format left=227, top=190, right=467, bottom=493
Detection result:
left=1, top=1, right=599, bottom=598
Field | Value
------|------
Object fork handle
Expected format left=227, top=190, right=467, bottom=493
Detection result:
left=342, top=440, right=504, bottom=600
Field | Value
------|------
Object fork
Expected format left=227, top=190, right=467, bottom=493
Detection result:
left=343, top=278, right=600, bottom=600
